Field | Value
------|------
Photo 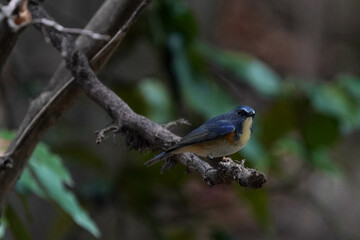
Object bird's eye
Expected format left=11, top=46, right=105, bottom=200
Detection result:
left=237, top=110, right=245, bottom=115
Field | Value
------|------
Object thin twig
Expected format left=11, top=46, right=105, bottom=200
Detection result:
left=95, top=125, right=119, bottom=144
left=10, top=17, right=110, bottom=40
left=162, top=118, right=191, bottom=130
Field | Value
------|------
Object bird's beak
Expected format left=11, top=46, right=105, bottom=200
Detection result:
left=249, top=111, right=255, bottom=117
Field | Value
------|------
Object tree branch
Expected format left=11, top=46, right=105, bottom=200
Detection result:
left=10, top=18, right=110, bottom=41
left=162, top=118, right=191, bottom=130
left=0, top=0, right=150, bottom=205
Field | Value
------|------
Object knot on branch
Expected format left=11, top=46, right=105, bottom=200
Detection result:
left=0, top=155, right=14, bottom=169
left=235, top=167, right=267, bottom=189
left=203, top=157, right=266, bottom=188
left=218, top=158, right=267, bottom=188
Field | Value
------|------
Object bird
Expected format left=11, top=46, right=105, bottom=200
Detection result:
left=145, top=105, right=255, bottom=167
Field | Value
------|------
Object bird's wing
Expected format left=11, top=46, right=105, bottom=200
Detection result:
left=145, top=120, right=234, bottom=167
left=167, top=120, right=235, bottom=152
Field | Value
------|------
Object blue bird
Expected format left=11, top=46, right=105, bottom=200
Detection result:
left=145, top=105, right=255, bottom=167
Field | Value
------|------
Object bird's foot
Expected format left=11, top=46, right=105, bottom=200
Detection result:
left=221, top=156, right=231, bottom=162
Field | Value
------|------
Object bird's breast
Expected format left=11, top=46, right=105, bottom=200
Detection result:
left=238, top=116, right=253, bottom=147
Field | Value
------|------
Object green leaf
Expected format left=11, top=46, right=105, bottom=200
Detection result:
left=4, top=205, right=31, bottom=240
left=337, top=74, right=360, bottom=100
left=16, top=167, right=45, bottom=197
left=138, top=78, right=173, bottom=123
left=31, top=143, right=73, bottom=186
left=29, top=143, right=101, bottom=238
left=198, top=43, right=281, bottom=97
left=301, top=82, right=358, bottom=133
left=0, top=215, right=7, bottom=239
left=0, top=130, right=100, bottom=238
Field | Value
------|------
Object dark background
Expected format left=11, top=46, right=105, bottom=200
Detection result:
left=1, top=0, right=360, bottom=239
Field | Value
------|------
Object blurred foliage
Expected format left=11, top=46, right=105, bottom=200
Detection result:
left=138, top=78, right=173, bottom=123
left=1, top=0, right=360, bottom=239
left=0, top=216, right=5, bottom=239
left=238, top=189, right=271, bottom=230
left=198, top=43, right=281, bottom=97
left=2, top=205, right=31, bottom=240
left=142, top=0, right=360, bottom=236
left=0, top=131, right=100, bottom=239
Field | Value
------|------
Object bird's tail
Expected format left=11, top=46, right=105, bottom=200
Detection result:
left=144, top=151, right=168, bottom=167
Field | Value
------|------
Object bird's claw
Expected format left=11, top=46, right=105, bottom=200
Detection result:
left=221, top=156, right=231, bottom=162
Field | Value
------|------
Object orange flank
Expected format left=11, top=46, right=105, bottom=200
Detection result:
left=225, top=131, right=236, bottom=144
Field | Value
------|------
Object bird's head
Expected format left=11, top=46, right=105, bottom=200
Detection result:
left=230, top=105, right=255, bottom=133
left=231, top=105, right=255, bottom=118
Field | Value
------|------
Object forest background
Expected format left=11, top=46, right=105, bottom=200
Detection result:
left=1, top=0, right=360, bottom=239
